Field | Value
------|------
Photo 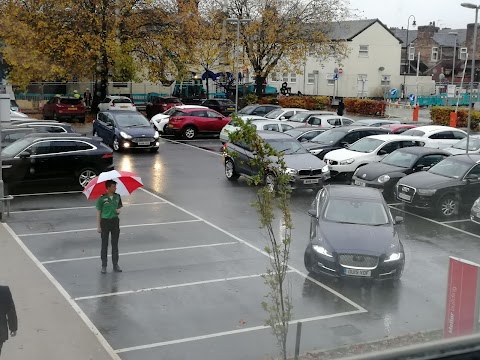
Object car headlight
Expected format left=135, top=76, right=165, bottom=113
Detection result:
left=339, top=158, right=355, bottom=165
left=285, top=168, right=298, bottom=175
left=384, top=253, right=403, bottom=262
left=154, top=131, right=160, bottom=139
left=322, top=165, right=330, bottom=173
left=417, top=189, right=437, bottom=196
left=310, top=149, right=323, bottom=155
left=377, top=174, right=391, bottom=183
left=120, top=131, right=132, bottom=139
left=312, top=245, right=333, bottom=258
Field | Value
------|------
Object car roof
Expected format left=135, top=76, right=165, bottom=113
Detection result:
left=182, top=107, right=215, bottom=112
left=23, top=133, right=87, bottom=140
left=381, top=124, right=416, bottom=129
left=107, top=96, right=131, bottom=99
left=365, top=134, right=425, bottom=142
left=394, top=146, right=450, bottom=156
left=410, top=125, right=465, bottom=133
left=325, top=126, right=383, bottom=133
left=175, top=105, right=208, bottom=109
left=100, top=110, right=140, bottom=115
left=279, top=108, right=308, bottom=111
left=325, top=184, right=384, bottom=201
left=286, top=126, right=325, bottom=132
left=257, top=131, right=296, bottom=140
left=12, top=121, right=70, bottom=127
left=354, top=119, right=400, bottom=124
left=251, top=119, right=286, bottom=125
left=450, top=154, right=480, bottom=163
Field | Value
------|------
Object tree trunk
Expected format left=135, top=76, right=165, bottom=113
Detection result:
left=255, top=75, right=266, bottom=98
left=206, top=76, right=209, bottom=99
left=92, top=51, right=109, bottom=113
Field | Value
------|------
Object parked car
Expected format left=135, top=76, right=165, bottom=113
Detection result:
left=324, top=135, right=426, bottom=179
left=238, top=104, right=281, bottom=117
left=1, top=133, right=114, bottom=188
left=97, top=96, right=137, bottom=112
left=284, top=127, right=328, bottom=142
left=380, top=124, right=416, bottom=134
left=42, top=96, right=87, bottom=123
left=1, top=127, right=42, bottom=148
left=351, top=147, right=450, bottom=199
left=93, top=111, right=159, bottom=152
left=304, top=185, right=405, bottom=280
left=470, top=197, right=480, bottom=224
left=288, top=112, right=351, bottom=128
left=351, top=119, right=401, bottom=127
left=288, top=110, right=337, bottom=124
left=264, top=108, right=308, bottom=120
left=10, top=110, right=29, bottom=119
left=145, top=96, right=183, bottom=119
left=445, top=135, right=480, bottom=155
left=223, top=131, right=330, bottom=190
left=302, top=126, right=390, bottom=159
left=201, top=98, right=236, bottom=115
left=10, top=101, right=20, bottom=112
left=166, top=107, right=230, bottom=139
left=150, top=105, right=208, bottom=134
left=401, top=125, right=467, bottom=149
left=11, top=121, right=77, bottom=133
left=396, top=154, right=480, bottom=218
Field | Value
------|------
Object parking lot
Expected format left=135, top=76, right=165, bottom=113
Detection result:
left=5, top=132, right=480, bottom=360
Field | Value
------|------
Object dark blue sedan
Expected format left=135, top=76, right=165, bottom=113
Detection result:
left=93, top=111, right=160, bottom=152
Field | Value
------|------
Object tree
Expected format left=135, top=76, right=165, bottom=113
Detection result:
left=226, top=115, right=293, bottom=360
left=215, top=0, right=349, bottom=97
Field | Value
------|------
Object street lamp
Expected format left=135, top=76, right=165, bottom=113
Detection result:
left=226, top=17, right=252, bottom=113
left=403, top=15, right=416, bottom=98
left=449, top=32, right=458, bottom=83
left=461, top=2, right=479, bottom=153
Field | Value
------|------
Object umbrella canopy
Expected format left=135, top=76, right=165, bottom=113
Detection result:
left=82, top=170, right=143, bottom=200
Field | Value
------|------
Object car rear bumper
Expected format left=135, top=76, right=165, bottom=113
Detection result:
left=55, top=112, right=86, bottom=119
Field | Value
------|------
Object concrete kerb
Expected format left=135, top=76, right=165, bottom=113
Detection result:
left=0, top=223, right=118, bottom=360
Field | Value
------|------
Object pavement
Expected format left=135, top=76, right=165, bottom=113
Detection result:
left=2, top=126, right=480, bottom=359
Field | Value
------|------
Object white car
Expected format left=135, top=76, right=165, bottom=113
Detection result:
left=151, top=105, right=208, bottom=133
left=220, top=118, right=302, bottom=143
left=97, top=96, right=137, bottom=112
left=324, top=135, right=426, bottom=178
left=302, top=115, right=355, bottom=128
left=264, top=108, right=308, bottom=121
left=401, top=125, right=467, bottom=149
left=445, top=135, right=480, bottom=155
left=10, top=110, right=28, bottom=118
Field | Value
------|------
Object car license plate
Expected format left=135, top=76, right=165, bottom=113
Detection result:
left=398, top=193, right=411, bottom=201
left=354, top=180, right=366, bottom=187
left=227, top=107, right=235, bottom=111
left=138, top=141, right=150, bottom=146
left=68, top=107, right=77, bottom=110
left=120, top=106, right=128, bottom=108
left=304, top=179, right=319, bottom=184
left=344, top=268, right=371, bottom=277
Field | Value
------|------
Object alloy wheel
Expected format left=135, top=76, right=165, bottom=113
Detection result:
left=79, top=169, right=97, bottom=188
left=441, top=198, right=457, bottom=217
left=113, top=138, right=120, bottom=151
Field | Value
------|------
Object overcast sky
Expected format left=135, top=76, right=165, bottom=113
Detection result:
left=347, top=0, right=478, bottom=30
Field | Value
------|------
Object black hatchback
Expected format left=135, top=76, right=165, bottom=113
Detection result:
left=1, top=133, right=114, bottom=189
left=201, top=98, right=236, bottom=115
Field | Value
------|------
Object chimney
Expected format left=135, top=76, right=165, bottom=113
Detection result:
left=417, top=23, right=439, bottom=42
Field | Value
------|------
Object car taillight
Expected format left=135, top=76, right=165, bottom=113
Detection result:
left=111, top=103, right=115, bottom=107
left=102, top=153, right=113, bottom=159
left=223, top=143, right=227, bottom=150
left=219, top=106, right=225, bottom=110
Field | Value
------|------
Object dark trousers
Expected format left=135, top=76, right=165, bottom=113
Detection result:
left=0, top=341, right=3, bottom=357
left=100, top=217, right=120, bottom=267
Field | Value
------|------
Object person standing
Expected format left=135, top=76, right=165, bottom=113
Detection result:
left=83, top=88, right=92, bottom=108
left=0, top=286, right=17, bottom=357
left=96, top=180, right=123, bottom=274
left=73, top=90, right=81, bottom=99
left=337, top=98, right=345, bottom=116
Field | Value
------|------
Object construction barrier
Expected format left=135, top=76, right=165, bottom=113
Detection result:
left=385, top=102, right=414, bottom=121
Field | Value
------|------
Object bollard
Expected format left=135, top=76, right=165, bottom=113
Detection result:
left=413, top=106, right=419, bottom=122
left=450, top=112, right=458, bottom=128
left=294, top=321, right=302, bottom=360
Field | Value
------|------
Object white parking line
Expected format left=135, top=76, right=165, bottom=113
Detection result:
left=442, top=219, right=472, bottom=224
left=3, top=224, right=121, bottom=360
left=115, top=309, right=365, bottom=353
left=74, top=270, right=294, bottom=301
left=42, top=242, right=238, bottom=264
left=17, top=219, right=202, bottom=237
left=139, top=188, right=367, bottom=313
left=389, top=205, right=480, bottom=240
left=10, top=201, right=167, bottom=214
left=162, top=138, right=222, bottom=157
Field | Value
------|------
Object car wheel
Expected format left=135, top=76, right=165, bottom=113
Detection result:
left=79, top=117, right=86, bottom=124
left=92, top=129, right=97, bottom=136
left=77, top=168, right=98, bottom=188
left=112, top=137, right=121, bottom=152
left=438, top=194, right=459, bottom=218
left=53, top=112, right=58, bottom=121
left=43, top=112, right=49, bottom=120
left=265, top=173, right=275, bottom=192
left=225, top=159, right=239, bottom=181
left=304, top=251, right=313, bottom=273
left=182, top=126, right=197, bottom=140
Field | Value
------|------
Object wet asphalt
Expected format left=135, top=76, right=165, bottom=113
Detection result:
left=6, top=129, right=480, bottom=360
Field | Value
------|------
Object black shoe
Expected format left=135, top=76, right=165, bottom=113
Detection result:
left=101, top=266, right=107, bottom=274
left=113, top=265, right=122, bottom=273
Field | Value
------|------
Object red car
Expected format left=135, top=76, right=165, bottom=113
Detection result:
left=380, top=124, right=416, bottom=134
left=146, top=96, right=183, bottom=119
left=166, top=107, right=230, bottom=139
left=42, top=96, right=87, bottom=123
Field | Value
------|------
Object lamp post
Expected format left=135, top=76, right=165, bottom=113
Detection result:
left=403, top=15, right=416, bottom=99
left=226, top=17, right=252, bottom=113
left=461, top=3, right=479, bottom=153
left=449, top=32, right=458, bottom=83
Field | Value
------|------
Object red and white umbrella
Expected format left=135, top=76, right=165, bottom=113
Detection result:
left=82, top=170, right=143, bottom=200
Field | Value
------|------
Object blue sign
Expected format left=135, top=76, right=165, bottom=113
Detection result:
left=409, top=93, right=416, bottom=101
left=390, top=88, right=397, bottom=96
left=333, top=73, right=339, bottom=80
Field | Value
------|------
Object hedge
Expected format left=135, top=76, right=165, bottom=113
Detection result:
left=277, top=96, right=331, bottom=110
left=344, top=98, right=386, bottom=117
left=430, top=106, right=480, bottom=130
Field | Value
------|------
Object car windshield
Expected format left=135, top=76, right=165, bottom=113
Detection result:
left=349, top=138, right=384, bottom=153
left=2, top=138, right=31, bottom=157
left=381, top=151, right=418, bottom=168
left=166, top=98, right=181, bottom=103
left=60, top=98, right=82, bottom=105
left=428, top=158, right=472, bottom=178
left=284, top=129, right=305, bottom=138
left=288, top=112, right=309, bottom=122
left=265, top=109, right=284, bottom=119
left=351, top=120, right=369, bottom=126
left=452, top=137, right=480, bottom=151
left=324, top=198, right=389, bottom=225
left=310, top=130, right=346, bottom=144
left=115, top=114, right=150, bottom=127
left=112, top=98, right=132, bottom=104
left=218, top=99, right=234, bottom=105
left=238, top=105, right=256, bottom=114
left=265, top=139, right=307, bottom=155
left=402, top=129, right=426, bottom=137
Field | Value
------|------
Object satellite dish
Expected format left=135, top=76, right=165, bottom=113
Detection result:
left=439, top=73, right=445, bottom=81
left=378, top=67, right=385, bottom=71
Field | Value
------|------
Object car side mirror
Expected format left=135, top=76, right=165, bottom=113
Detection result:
left=19, top=151, right=31, bottom=158
left=465, top=173, right=480, bottom=181
left=280, top=116, right=286, bottom=120
left=378, top=149, right=387, bottom=156
left=394, top=216, right=404, bottom=224
left=341, top=142, right=349, bottom=148
left=308, top=209, right=318, bottom=218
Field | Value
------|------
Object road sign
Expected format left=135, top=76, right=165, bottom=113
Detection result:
left=338, top=67, right=343, bottom=74
left=390, top=88, right=397, bottom=96
left=333, top=73, right=339, bottom=80
left=408, top=93, right=416, bottom=102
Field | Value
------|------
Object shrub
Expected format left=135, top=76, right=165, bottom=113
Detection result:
left=259, top=97, right=280, bottom=105
left=430, top=106, right=480, bottom=130
left=344, top=98, right=386, bottom=116
left=277, top=96, right=331, bottom=110
left=243, top=93, right=258, bottom=105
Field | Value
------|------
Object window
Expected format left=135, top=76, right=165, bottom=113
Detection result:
left=378, top=141, right=400, bottom=155
left=409, top=45, right=415, bottom=61
left=263, top=124, right=280, bottom=132
left=416, top=155, right=446, bottom=168
left=430, top=131, right=454, bottom=140
left=75, top=141, right=94, bottom=151
left=190, top=111, right=206, bottom=117
left=467, top=164, right=480, bottom=178
left=400, top=140, right=425, bottom=148
left=290, top=73, right=297, bottom=83
left=453, top=131, right=467, bottom=139
left=28, top=141, right=52, bottom=155
left=327, top=118, right=341, bottom=126
left=206, top=111, right=221, bottom=118
left=342, top=132, right=361, bottom=144
left=280, top=124, right=293, bottom=132
left=270, top=72, right=278, bottom=82
left=342, top=119, right=354, bottom=126
left=307, top=73, right=315, bottom=84
left=308, top=117, right=322, bottom=126
left=282, top=73, right=288, bottom=83
left=381, top=75, right=391, bottom=86
left=308, top=47, right=315, bottom=56
left=431, top=47, right=439, bottom=61
left=43, top=126, right=67, bottom=133
left=298, top=131, right=322, bottom=142
left=283, top=111, right=294, bottom=119
left=326, top=74, right=335, bottom=86
left=359, top=45, right=369, bottom=57
left=50, top=141, right=79, bottom=153
left=459, top=47, right=468, bottom=60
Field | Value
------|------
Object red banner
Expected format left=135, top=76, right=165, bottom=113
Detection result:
left=444, top=257, right=480, bottom=337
